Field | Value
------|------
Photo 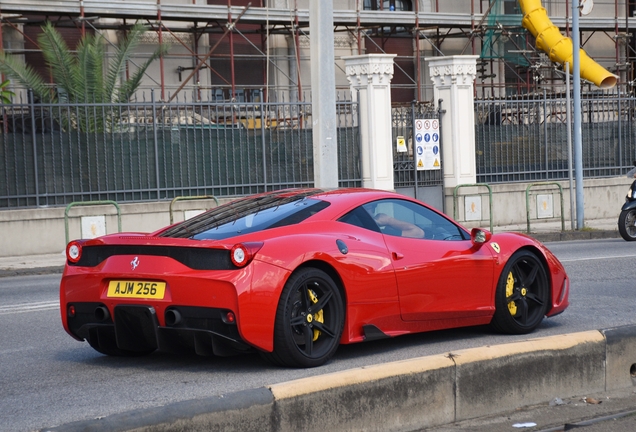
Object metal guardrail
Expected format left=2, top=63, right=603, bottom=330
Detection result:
left=525, top=182, right=565, bottom=234
left=64, top=200, right=122, bottom=244
left=453, top=183, right=493, bottom=233
left=169, top=195, right=220, bottom=224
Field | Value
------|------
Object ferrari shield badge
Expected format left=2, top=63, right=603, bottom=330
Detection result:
left=490, top=243, right=500, bottom=253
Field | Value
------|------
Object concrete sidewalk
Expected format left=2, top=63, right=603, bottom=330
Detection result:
left=0, top=217, right=621, bottom=277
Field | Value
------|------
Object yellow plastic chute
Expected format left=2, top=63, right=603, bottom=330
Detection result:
left=519, top=0, right=617, bottom=88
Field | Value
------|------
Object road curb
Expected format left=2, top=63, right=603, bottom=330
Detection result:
left=452, top=331, right=606, bottom=421
left=41, top=387, right=275, bottom=432
left=41, top=325, right=636, bottom=432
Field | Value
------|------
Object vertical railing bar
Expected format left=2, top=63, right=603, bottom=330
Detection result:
left=29, top=91, right=40, bottom=206
left=260, top=89, right=268, bottom=191
left=152, top=91, right=161, bottom=199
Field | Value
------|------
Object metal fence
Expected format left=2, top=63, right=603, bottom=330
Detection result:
left=5, top=87, right=636, bottom=210
left=475, top=88, right=636, bottom=183
left=392, top=101, right=442, bottom=188
left=0, top=92, right=361, bottom=209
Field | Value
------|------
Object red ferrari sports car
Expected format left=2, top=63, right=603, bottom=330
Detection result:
left=60, top=188, right=569, bottom=367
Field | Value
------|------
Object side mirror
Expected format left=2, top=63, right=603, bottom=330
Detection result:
left=471, top=227, right=492, bottom=245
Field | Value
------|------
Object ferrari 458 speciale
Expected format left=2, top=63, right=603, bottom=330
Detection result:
left=60, top=188, right=569, bottom=367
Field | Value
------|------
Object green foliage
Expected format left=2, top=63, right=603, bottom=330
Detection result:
left=0, top=22, right=168, bottom=131
left=0, top=79, right=15, bottom=104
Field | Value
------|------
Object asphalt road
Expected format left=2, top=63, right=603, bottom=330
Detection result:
left=1, top=238, right=636, bottom=432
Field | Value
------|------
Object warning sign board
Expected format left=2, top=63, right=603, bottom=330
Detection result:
left=414, top=118, right=440, bottom=171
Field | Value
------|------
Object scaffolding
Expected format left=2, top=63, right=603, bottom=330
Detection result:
left=1, top=0, right=636, bottom=102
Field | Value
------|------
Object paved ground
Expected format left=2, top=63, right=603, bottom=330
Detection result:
left=424, top=387, right=636, bottom=431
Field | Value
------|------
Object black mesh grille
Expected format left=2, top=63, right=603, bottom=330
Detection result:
left=70, top=245, right=234, bottom=270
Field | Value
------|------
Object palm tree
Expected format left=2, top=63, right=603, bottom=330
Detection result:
left=0, top=79, right=15, bottom=104
left=0, top=22, right=168, bottom=131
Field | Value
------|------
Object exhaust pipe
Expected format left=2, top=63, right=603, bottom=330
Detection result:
left=519, top=0, right=617, bottom=89
left=165, top=309, right=182, bottom=326
left=94, top=306, right=110, bottom=322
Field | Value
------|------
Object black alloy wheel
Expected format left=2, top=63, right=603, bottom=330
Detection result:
left=264, top=268, right=344, bottom=368
left=619, top=209, right=636, bottom=241
left=491, top=250, right=549, bottom=334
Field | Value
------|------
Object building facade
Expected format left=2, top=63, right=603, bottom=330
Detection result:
left=1, top=0, right=634, bottom=104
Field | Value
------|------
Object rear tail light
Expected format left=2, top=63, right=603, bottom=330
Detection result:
left=66, top=241, right=83, bottom=263
left=230, top=242, right=263, bottom=268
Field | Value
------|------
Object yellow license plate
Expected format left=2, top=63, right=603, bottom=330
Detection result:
left=107, top=280, right=166, bottom=299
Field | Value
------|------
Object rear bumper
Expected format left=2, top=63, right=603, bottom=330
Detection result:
left=67, top=303, right=253, bottom=356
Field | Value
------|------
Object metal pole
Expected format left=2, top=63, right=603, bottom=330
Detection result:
left=437, top=98, right=446, bottom=214
left=572, top=1, right=584, bottom=229
left=414, top=0, right=421, bottom=101
left=158, top=0, right=165, bottom=101
left=565, top=62, right=575, bottom=230
left=228, top=0, right=236, bottom=100
left=411, top=101, right=418, bottom=200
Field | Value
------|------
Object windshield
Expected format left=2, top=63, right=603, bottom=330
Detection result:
left=159, top=190, right=329, bottom=240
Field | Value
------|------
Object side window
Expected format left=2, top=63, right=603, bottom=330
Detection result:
left=360, top=199, right=468, bottom=240
left=338, top=206, right=381, bottom=233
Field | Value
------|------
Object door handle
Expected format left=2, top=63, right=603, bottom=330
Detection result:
left=392, top=252, right=404, bottom=260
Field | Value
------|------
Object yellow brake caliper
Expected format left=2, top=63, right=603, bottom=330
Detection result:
left=506, top=272, right=517, bottom=316
left=308, top=289, right=324, bottom=341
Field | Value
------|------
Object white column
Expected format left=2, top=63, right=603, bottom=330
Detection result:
left=310, top=0, right=339, bottom=188
left=343, top=54, right=396, bottom=191
left=426, top=55, right=479, bottom=188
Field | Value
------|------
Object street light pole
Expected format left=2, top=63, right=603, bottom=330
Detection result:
left=572, top=1, right=584, bottom=229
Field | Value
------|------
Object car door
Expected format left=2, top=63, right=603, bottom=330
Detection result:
left=362, top=199, right=497, bottom=322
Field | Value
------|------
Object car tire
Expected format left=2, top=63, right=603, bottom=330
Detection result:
left=263, top=268, right=344, bottom=368
left=490, top=250, right=549, bottom=335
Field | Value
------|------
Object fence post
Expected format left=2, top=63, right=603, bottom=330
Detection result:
left=437, top=98, right=446, bottom=214
left=260, top=88, right=268, bottom=191
left=618, top=87, right=623, bottom=167
left=29, top=90, right=40, bottom=206
left=152, top=90, right=161, bottom=199
left=411, top=100, right=418, bottom=200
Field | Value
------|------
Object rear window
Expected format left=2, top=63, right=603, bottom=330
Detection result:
left=159, top=193, right=330, bottom=240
